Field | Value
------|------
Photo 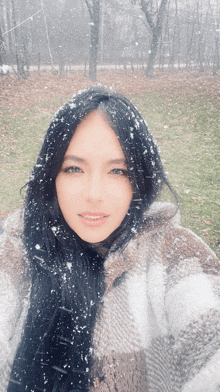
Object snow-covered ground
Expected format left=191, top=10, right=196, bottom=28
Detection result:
left=0, top=64, right=11, bottom=74
left=0, top=62, right=188, bottom=75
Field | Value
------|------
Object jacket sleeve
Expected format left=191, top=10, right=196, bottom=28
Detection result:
left=0, top=211, right=30, bottom=391
left=163, top=225, right=220, bottom=392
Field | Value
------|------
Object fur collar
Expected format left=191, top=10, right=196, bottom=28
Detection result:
left=104, top=202, right=179, bottom=292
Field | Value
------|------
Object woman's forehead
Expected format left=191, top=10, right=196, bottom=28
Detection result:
left=64, top=111, right=125, bottom=161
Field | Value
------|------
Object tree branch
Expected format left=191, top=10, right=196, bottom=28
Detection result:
left=85, top=0, right=92, bottom=18
left=140, top=0, right=155, bottom=31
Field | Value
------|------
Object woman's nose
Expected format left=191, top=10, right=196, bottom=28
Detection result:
left=86, top=174, right=103, bottom=202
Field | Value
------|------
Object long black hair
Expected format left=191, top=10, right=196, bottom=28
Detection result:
left=8, top=86, right=177, bottom=392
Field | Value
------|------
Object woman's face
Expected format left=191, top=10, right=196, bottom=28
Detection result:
left=56, top=111, right=133, bottom=243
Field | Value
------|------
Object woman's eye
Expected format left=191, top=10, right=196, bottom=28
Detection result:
left=110, top=168, right=127, bottom=176
left=64, top=166, right=82, bottom=173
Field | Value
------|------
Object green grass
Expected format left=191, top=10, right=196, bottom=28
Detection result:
left=0, top=94, right=71, bottom=212
left=0, top=106, right=54, bottom=210
left=131, top=91, right=220, bottom=257
left=0, top=82, right=219, bottom=258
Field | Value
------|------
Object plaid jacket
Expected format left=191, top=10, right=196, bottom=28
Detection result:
left=1, top=204, right=220, bottom=392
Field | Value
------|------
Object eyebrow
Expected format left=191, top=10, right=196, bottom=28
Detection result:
left=63, top=155, right=84, bottom=162
left=63, top=155, right=126, bottom=165
left=108, top=158, right=126, bottom=165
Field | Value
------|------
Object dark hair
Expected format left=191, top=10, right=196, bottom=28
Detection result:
left=8, top=86, right=177, bottom=391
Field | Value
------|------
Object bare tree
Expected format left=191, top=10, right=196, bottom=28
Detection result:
left=0, top=26, right=5, bottom=66
left=165, top=0, right=181, bottom=71
left=208, top=0, right=220, bottom=74
left=11, top=0, right=24, bottom=77
left=6, top=2, right=13, bottom=60
left=85, top=0, right=100, bottom=81
left=133, top=0, right=169, bottom=77
left=159, top=0, right=170, bottom=71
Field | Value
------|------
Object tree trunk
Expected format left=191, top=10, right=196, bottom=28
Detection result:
left=169, top=0, right=179, bottom=70
left=0, top=27, right=4, bottom=66
left=11, top=0, right=20, bottom=77
left=59, top=54, right=64, bottom=77
left=89, top=20, right=99, bottom=81
left=186, top=11, right=196, bottom=70
left=23, top=45, right=30, bottom=76
left=146, top=30, right=161, bottom=76
left=6, top=5, right=13, bottom=59
left=140, top=0, right=169, bottom=77
left=85, top=0, right=100, bottom=82
left=213, top=33, right=220, bottom=75
left=38, top=52, right=41, bottom=76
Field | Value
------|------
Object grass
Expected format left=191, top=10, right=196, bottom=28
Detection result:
left=0, top=69, right=219, bottom=257
left=0, top=107, right=53, bottom=209
left=0, top=93, right=71, bottom=210
left=131, top=89, right=220, bottom=257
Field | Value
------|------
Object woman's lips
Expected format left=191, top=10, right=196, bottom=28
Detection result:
left=79, top=212, right=108, bottom=227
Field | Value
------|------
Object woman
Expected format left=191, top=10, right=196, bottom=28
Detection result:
left=1, top=86, right=220, bottom=392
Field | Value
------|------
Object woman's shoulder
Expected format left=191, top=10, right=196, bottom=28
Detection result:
left=0, top=208, right=29, bottom=291
left=0, top=208, right=24, bottom=260
left=126, top=202, right=219, bottom=273
left=133, top=200, right=220, bottom=280
left=147, top=202, right=218, bottom=264
left=0, top=210, right=30, bottom=388
left=1, top=208, right=24, bottom=239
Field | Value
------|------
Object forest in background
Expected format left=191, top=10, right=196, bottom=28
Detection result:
left=0, top=0, right=220, bottom=79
